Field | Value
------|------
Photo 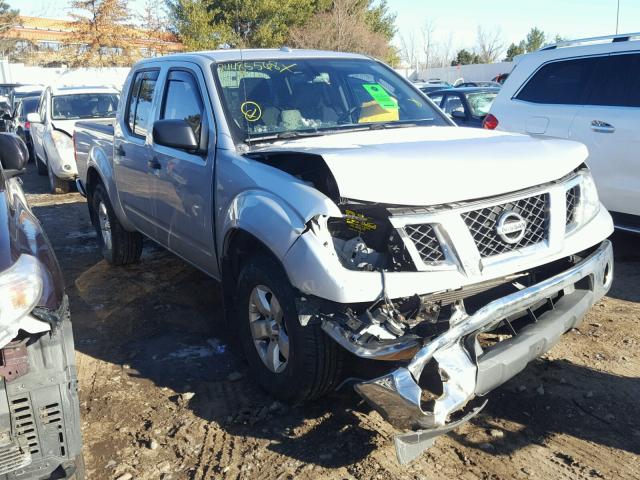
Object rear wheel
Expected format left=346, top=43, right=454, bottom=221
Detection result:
left=90, top=183, right=143, bottom=265
left=47, top=159, right=70, bottom=194
left=236, top=254, right=343, bottom=402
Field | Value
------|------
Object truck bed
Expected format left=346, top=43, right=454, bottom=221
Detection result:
left=73, top=121, right=114, bottom=184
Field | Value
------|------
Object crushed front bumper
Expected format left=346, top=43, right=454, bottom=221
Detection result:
left=355, top=240, right=613, bottom=463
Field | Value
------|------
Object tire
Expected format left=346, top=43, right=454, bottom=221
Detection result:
left=36, top=154, right=47, bottom=176
left=235, top=254, right=343, bottom=402
left=90, top=183, right=143, bottom=265
left=47, top=158, right=70, bottom=194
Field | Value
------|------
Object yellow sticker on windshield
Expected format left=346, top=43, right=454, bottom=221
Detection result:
left=241, top=101, right=262, bottom=122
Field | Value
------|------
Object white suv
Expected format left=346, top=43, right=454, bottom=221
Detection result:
left=28, top=85, right=119, bottom=193
left=487, top=33, right=640, bottom=232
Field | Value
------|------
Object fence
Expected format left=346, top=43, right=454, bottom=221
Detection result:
left=0, top=60, right=130, bottom=89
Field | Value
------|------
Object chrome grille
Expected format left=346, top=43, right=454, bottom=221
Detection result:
left=566, top=186, right=579, bottom=225
left=404, top=224, right=445, bottom=263
left=462, top=193, right=549, bottom=258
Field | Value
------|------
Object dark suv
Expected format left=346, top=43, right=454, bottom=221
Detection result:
left=0, top=134, right=84, bottom=478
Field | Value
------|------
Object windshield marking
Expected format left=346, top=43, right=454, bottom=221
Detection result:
left=241, top=101, right=262, bottom=122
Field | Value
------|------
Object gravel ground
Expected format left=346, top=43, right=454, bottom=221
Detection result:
left=21, top=163, right=640, bottom=479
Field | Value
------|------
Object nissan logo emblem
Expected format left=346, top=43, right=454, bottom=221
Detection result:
left=496, top=211, right=528, bottom=244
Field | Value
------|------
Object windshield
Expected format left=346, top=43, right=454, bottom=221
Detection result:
left=21, top=98, right=39, bottom=116
left=51, top=93, right=119, bottom=120
left=466, top=92, right=498, bottom=116
left=213, top=58, right=447, bottom=143
left=14, top=91, right=41, bottom=100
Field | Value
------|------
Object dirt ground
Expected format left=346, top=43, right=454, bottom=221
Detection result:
left=21, top=164, right=640, bottom=479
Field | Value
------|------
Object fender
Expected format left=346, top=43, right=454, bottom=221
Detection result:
left=86, top=146, right=137, bottom=232
left=219, top=188, right=339, bottom=262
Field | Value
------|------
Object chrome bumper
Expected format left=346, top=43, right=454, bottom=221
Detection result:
left=355, top=240, right=613, bottom=463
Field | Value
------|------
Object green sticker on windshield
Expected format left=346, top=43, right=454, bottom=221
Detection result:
left=362, top=83, right=398, bottom=110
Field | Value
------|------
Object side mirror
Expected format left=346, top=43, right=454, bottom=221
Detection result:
left=451, top=110, right=466, bottom=120
left=26, top=112, right=42, bottom=124
left=0, top=134, right=28, bottom=177
left=152, top=119, right=199, bottom=152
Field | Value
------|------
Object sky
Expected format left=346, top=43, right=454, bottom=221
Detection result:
left=12, top=0, right=640, bottom=55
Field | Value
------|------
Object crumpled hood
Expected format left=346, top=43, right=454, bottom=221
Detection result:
left=251, top=127, right=587, bottom=206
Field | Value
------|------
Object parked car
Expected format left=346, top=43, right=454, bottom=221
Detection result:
left=7, top=96, right=39, bottom=161
left=487, top=32, right=640, bottom=232
left=428, top=87, right=499, bottom=127
left=492, top=73, right=510, bottom=84
left=10, top=85, right=43, bottom=111
left=74, top=49, right=613, bottom=464
left=0, top=134, right=84, bottom=478
left=455, top=81, right=501, bottom=88
left=28, top=85, right=119, bottom=194
left=418, top=83, right=452, bottom=94
left=0, top=98, right=12, bottom=133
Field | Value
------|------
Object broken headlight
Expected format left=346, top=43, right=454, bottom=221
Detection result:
left=328, top=207, right=414, bottom=272
left=0, top=255, right=43, bottom=329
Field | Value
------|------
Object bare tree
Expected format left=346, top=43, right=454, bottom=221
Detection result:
left=289, top=0, right=393, bottom=63
left=138, top=0, right=172, bottom=56
left=476, top=26, right=504, bottom=63
left=420, top=20, right=435, bottom=69
left=437, top=31, right=454, bottom=68
left=399, top=31, right=418, bottom=70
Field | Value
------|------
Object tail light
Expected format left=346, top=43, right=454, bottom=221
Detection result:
left=483, top=113, right=499, bottom=130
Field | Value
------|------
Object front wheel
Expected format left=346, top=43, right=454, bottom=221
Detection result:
left=236, top=255, right=343, bottom=403
left=90, top=183, right=143, bottom=265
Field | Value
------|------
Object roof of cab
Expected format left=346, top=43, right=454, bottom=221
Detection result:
left=135, top=48, right=372, bottom=66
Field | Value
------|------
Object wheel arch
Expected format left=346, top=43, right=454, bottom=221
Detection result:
left=220, top=228, right=290, bottom=325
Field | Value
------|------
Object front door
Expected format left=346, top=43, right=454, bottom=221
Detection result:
left=150, top=64, right=217, bottom=274
left=113, top=68, right=161, bottom=237
left=31, top=90, right=48, bottom=161
left=569, top=53, right=640, bottom=218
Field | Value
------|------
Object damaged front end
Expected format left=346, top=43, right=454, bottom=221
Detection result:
left=285, top=170, right=615, bottom=464
left=322, top=241, right=613, bottom=463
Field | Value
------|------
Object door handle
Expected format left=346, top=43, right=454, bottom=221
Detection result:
left=148, top=157, right=161, bottom=170
left=590, top=120, right=615, bottom=133
left=117, top=145, right=126, bottom=156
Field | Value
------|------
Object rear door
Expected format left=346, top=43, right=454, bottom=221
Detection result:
left=150, top=63, right=217, bottom=272
left=113, top=68, right=161, bottom=237
left=509, top=56, right=600, bottom=138
left=569, top=53, right=640, bottom=218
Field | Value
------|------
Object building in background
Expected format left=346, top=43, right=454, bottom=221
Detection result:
left=5, top=16, right=183, bottom=66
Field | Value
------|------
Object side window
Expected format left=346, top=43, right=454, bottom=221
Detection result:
left=516, top=57, right=600, bottom=105
left=429, top=94, right=444, bottom=106
left=126, top=70, right=159, bottom=137
left=161, top=70, right=204, bottom=141
left=442, top=94, right=465, bottom=115
left=585, top=53, right=640, bottom=107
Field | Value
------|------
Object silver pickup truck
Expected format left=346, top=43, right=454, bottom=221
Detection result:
left=73, top=49, right=614, bottom=463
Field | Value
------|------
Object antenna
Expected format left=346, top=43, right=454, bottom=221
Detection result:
left=616, top=0, right=620, bottom=34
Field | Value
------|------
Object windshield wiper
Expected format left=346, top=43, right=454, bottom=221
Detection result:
left=365, top=120, right=434, bottom=130
left=245, top=129, right=325, bottom=143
